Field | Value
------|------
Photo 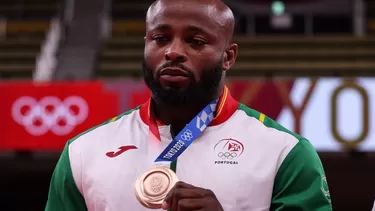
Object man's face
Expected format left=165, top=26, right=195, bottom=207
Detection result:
left=143, top=2, right=229, bottom=106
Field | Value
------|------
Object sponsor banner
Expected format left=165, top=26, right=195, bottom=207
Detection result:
left=233, top=77, right=375, bottom=152
left=0, top=81, right=119, bottom=150
left=103, top=78, right=375, bottom=152
left=0, top=78, right=373, bottom=152
left=275, top=78, right=374, bottom=152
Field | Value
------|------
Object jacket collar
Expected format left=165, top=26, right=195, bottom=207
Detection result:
left=139, top=86, right=239, bottom=126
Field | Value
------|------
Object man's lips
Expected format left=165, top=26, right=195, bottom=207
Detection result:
left=159, top=68, right=191, bottom=85
left=160, top=68, right=189, bottom=77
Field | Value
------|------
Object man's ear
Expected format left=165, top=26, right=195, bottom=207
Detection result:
left=222, top=43, right=238, bottom=72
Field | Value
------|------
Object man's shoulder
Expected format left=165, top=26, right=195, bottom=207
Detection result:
left=235, top=103, right=306, bottom=143
left=235, top=104, right=320, bottom=169
left=66, top=106, right=141, bottom=147
left=235, top=104, right=315, bottom=154
left=236, top=103, right=319, bottom=160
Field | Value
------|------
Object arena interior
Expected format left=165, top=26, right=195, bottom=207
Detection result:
left=0, top=0, right=375, bottom=210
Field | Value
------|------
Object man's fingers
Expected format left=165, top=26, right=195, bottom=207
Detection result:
left=163, top=182, right=202, bottom=211
left=164, top=181, right=196, bottom=204
left=162, top=182, right=222, bottom=211
left=177, top=198, right=205, bottom=211
left=171, top=184, right=198, bottom=211
left=172, top=181, right=196, bottom=189
left=173, top=188, right=206, bottom=199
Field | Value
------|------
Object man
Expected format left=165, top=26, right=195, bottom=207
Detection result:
left=45, top=0, right=333, bottom=210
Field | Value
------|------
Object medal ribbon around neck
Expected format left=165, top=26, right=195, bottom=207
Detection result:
left=148, top=99, right=218, bottom=163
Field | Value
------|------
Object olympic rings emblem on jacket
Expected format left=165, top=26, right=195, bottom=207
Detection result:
left=217, top=152, right=237, bottom=159
left=11, top=96, right=89, bottom=136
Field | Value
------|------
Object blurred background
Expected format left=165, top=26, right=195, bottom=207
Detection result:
left=0, top=0, right=374, bottom=210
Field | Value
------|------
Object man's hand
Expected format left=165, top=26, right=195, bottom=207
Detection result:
left=161, top=181, right=224, bottom=211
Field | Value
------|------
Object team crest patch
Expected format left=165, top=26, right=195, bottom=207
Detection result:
left=321, top=175, right=331, bottom=203
left=214, top=138, right=244, bottom=165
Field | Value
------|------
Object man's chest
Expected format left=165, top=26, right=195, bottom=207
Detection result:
left=80, top=126, right=280, bottom=211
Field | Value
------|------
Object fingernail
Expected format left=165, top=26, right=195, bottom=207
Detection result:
left=161, top=201, right=168, bottom=210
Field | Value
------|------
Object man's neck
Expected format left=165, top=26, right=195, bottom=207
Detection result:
left=155, top=98, right=222, bottom=134
left=152, top=101, right=208, bottom=133
left=151, top=86, right=224, bottom=133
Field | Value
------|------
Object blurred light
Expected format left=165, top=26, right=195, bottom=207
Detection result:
left=272, top=1, right=285, bottom=16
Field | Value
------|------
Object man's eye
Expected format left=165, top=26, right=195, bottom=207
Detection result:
left=190, top=39, right=206, bottom=46
left=153, top=36, right=169, bottom=43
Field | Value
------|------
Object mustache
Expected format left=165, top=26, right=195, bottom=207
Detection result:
left=156, top=61, right=194, bottom=76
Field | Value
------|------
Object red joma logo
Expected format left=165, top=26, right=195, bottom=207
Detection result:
left=106, top=145, right=137, bottom=158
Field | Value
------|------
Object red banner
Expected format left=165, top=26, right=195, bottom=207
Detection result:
left=0, top=79, right=293, bottom=151
left=1, top=78, right=373, bottom=152
left=0, top=81, right=119, bottom=150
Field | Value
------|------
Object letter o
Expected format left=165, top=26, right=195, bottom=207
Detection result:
left=331, top=81, right=369, bottom=151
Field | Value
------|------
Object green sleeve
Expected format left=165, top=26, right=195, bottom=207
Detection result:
left=45, top=142, right=88, bottom=211
left=271, top=139, right=332, bottom=211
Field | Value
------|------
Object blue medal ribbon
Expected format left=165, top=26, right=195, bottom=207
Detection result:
left=155, top=99, right=218, bottom=162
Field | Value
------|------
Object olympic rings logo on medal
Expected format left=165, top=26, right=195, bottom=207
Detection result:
left=217, top=152, right=237, bottom=159
left=151, top=176, right=163, bottom=193
left=180, top=129, right=193, bottom=141
left=151, top=176, right=163, bottom=187
left=11, top=96, right=89, bottom=136
left=214, top=138, right=244, bottom=161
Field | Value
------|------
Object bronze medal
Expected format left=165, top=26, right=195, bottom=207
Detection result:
left=135, top=166, right=179, bottom=209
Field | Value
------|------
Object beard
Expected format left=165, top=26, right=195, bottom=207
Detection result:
left=142, top=58, right=223, bottom=107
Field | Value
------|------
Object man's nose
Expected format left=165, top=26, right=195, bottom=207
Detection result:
left=165, top=39, right=187, bottom=62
